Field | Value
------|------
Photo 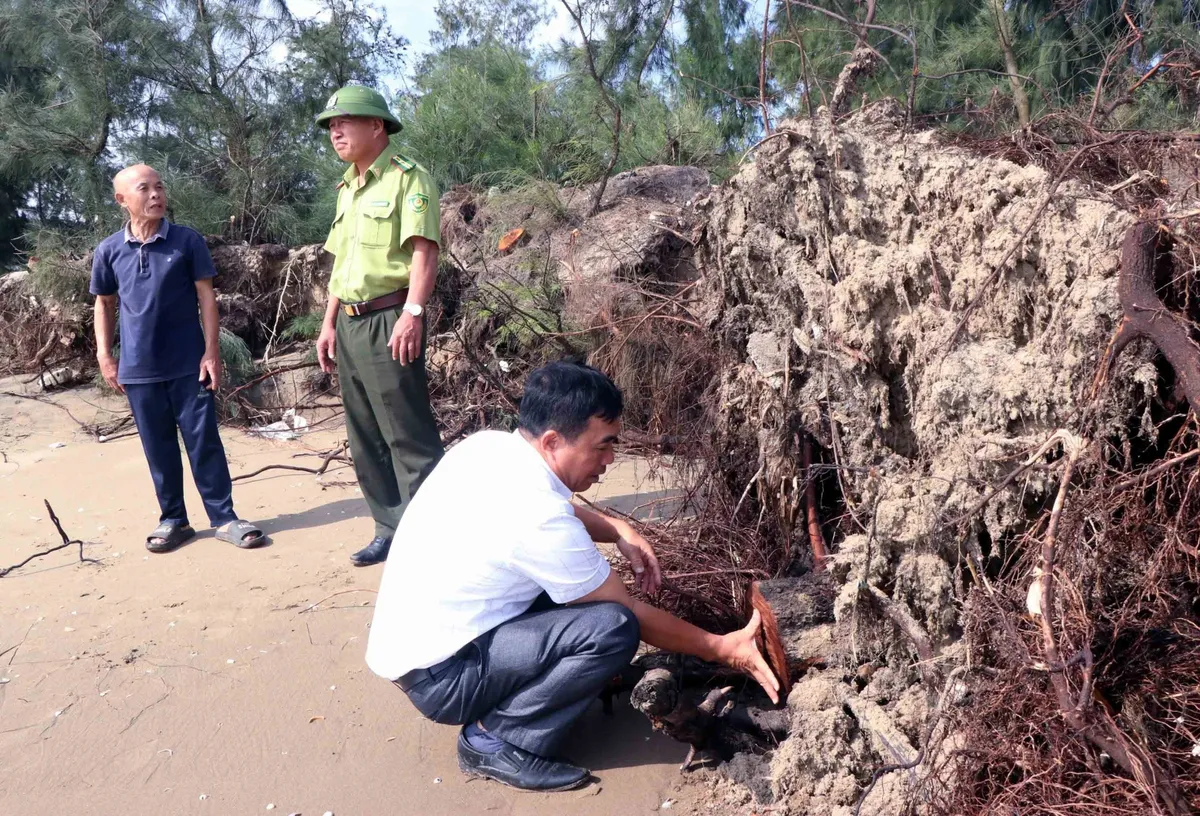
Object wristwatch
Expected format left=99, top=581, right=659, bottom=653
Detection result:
left=402, top=303, right=424, bottom=317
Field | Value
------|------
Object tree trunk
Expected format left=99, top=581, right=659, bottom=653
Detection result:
left=988, top=0, right=1031, bottom=127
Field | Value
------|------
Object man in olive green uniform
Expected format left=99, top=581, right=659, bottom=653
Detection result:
left=315, top=85, right=444, bottom=566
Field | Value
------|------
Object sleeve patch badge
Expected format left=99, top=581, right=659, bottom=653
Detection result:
left=407, top=193, right=429, bottom=214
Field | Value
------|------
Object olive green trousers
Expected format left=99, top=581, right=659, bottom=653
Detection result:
left=336, top=307, right=443, bottom=539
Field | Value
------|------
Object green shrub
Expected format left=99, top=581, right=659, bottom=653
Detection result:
left=279, top=311, right=324, bottom=343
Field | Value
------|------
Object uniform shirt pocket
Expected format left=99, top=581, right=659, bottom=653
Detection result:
left=360, top=198, right=396, bottom=248
left=323, top=207, right=346, bottom=255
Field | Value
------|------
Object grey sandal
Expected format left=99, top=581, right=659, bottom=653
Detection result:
left=146, top=521, right=195, bottom=554
left=216, top=519, right=266, bottom=549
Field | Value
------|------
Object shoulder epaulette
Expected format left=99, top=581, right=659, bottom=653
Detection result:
left=390, top=155, right=416, bottom=173
left=335, top=180, right=346, bottom=190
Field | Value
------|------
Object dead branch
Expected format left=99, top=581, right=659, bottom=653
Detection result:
left=27, top=335, right=57, bottom=370
left=298, top=588, right=378, bottom=614
left=1110, top=448, right=1200, bottom=493
left=0, top=390, right=90, bottom=429
left=739, top=129, right=798, bottom=164
left=231, top=441, right=348, bottom=482
left=1, top=500, right=98, bottom=578
left=226, top=361, right=320, bottom=399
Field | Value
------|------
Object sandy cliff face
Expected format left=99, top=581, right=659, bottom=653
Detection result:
left=694, top=103, right=1166, bottom=814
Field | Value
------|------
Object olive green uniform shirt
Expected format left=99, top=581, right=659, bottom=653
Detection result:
left=324, top=150, right=440, bottom=303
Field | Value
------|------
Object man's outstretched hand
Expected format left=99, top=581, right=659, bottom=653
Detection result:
left=615, top=531, right=662, bottom=596
left=716, top=609, right=781, bottom=704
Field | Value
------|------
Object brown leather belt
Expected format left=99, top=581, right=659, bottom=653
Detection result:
left=342, top=287, right=408, bottom=317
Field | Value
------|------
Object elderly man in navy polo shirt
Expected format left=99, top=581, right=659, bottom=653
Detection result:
left=90, top=164, right=265, bottom=553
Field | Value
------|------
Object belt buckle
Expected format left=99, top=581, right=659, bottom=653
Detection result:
left=343, top=303, right=361, bottom=317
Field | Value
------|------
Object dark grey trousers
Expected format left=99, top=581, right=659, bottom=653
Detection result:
left=400, top=601, right=640, bottom=756
left=336, top=307, right=443, bottom=539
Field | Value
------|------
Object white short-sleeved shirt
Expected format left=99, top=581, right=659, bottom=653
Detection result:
left=365, top=430, right=612, bottom=680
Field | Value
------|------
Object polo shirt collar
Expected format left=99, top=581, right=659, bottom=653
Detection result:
left=342, top=150, right=393, bottom=187
left=124, top=218, right=170, bottom=244
left=511, top=430, right=573, bottom=498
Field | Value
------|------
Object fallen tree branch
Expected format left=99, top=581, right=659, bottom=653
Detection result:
left=298, top=588, right=378, bottom=614
left=226, top=361, right=320, bottom=399
left=1, top=500, right=98, bottom=578
left=0, top=390, right=90, bottom=429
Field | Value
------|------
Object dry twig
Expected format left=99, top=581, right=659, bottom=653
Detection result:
left=1, top=500, right=98, bottom=578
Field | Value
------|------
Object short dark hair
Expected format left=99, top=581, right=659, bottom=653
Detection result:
left=518, top=361, right=623, bottom=440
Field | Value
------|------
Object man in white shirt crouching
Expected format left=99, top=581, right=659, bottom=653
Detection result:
left=365, top=361, right=779, bottom=792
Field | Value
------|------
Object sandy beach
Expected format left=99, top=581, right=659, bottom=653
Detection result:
left=0, top=381, right=697, bottom=816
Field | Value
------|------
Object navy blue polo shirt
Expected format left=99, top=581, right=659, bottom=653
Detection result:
left=89, top=220, right=217, bottom=385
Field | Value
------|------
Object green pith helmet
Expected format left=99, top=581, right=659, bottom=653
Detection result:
left=315, top=85, right=402, bottom=134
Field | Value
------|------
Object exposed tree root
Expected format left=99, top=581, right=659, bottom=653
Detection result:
left=1036, top=435, right=1191, bottom=816
left=1093, top=221, right=1200, bottom=418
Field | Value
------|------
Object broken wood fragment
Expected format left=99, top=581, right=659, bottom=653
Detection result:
left=629, top=664, right=770, bottom=772
left=747, top=581, right=794, bottom=699
left=497, top=227, right=527, bottom=253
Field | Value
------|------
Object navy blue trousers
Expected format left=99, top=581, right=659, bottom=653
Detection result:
left=125, top=375, right=236, bottom=528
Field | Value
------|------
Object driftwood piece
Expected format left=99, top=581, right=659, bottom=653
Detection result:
left=1093, top=221, right=1200, bottom=417
left=629, top=666, right=777, bottom=771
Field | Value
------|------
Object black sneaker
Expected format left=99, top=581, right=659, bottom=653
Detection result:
left=456, top=730, right=590, bottom=792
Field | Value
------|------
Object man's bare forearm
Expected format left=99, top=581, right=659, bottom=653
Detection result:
left=576, top=571, right=724, bottom=662
left=94, top=296, right=118, bottom=358
left=630, top=595, right=727, bottom=663
left=322, top=292, right=341, bottom=328
left=196, top=280, right=220, bottom=355
left=407, top=237, right=438, bottom=308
